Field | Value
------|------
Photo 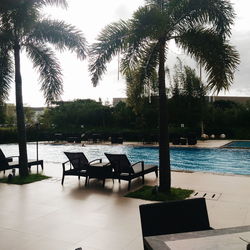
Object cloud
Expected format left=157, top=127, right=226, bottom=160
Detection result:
left=229, top=30, right=250, bottom=95
left=6, top=0, right=250, bottom=107
left=114, top=4, right=130, bottom=19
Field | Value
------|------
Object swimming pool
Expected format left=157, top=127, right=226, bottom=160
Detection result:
left=224, top=141, right=250, bottom=149
left=1, top=143, right=250, bottom=175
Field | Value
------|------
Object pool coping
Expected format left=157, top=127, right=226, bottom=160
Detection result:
left=39, top=139, right=234, bottom=149
left=172, top=169, right=250, bottom=178
left=221, top=140, right=250, bottom=149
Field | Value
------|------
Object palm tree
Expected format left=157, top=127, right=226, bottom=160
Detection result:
left=89, top=0, right=239, bottom=192
left=0, top=0, right=87, bottom=177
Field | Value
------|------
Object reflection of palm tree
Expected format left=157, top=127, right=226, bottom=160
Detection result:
left=89, top=0, right=239, bottom=192
left=0, top=0, right=87, bottom=176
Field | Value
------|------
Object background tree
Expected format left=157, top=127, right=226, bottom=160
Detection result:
left=204, top=100, right=249, bottom=137
left=111, top=101, right=136, bottom=129
left=89, top=0, right=239, bottom=192
left=24, top=107, right=36, bottom=126
left=0, top=101, right=6, bottom=124
left=41, top=99, right=113, bottom=130
left=169, top=60, right=207, bottom=130
left=126, top=68, right=158, bottom=113
left=0, top=0, right=87, bottom=176
left=1, top=104, right=36, bottom=126
left=126, top=68, right=159, bottom=130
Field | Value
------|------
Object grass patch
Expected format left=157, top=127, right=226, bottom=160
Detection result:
left=125, top=185, right=194, bottom=201
left=0, top=174, right=50, bottom=185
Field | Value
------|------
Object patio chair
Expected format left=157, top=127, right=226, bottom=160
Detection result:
left=139, top=198, right=212, bottom=249
left=62, top=152, right=109, bottom=186
left=0, top=148, right=44, bottom=174
left=104, top=153, right=158, bottom=190
left=187, top=133, right=197, bottom=145
left=171, top=136, right=181, bottom=145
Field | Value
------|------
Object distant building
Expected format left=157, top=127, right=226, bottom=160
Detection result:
left=31, top=107, right=45, bottom=122
left=112, top=98, right=127, bottom=106
left=207, top=96, right=250, bottom=105
left=112, top=96, right=250, bottom=106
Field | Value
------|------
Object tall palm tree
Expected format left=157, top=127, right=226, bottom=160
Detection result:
left=0, top=0, right=87, bottom=177
left=89, top=0, right=240, bottom=192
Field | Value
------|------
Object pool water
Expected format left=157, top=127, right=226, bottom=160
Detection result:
left=224, top=141, right=250, bottom=149
left=1, top=143, right=250, bottom=175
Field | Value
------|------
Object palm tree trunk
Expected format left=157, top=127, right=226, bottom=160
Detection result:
left=14, top=43, right=29, bottom=177
left=158, top=38, right=171, bottom=192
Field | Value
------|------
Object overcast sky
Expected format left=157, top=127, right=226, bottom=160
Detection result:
left=7, top=0, right=250, bottom=107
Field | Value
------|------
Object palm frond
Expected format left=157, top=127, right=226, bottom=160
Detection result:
left=0, top=48, right=13, bottom=102
left=176, top=27, right=240, bottom=92
left=33, top=0, right=68, bottom=9
left=169, top=0, right=235, bottom=38
left=89, top=20, right=129, bottom=86
left=0, top=31, right=13, bottom=49
left=131, top=6, right=167, bottom=39
left=119, top=39, right=149, bottom=73
left=121, top=41, right=159, bottom=85
left=119, top=6, right=165, bottom=73
left=145, top=0, right=170, bottom=10
left=28, top=19, right=87, bottom=60
left=0, top=0, right=33, bottom=11
left=145, top=0, right=163, bottom=6
left=25, top=42, right=63, bottom=104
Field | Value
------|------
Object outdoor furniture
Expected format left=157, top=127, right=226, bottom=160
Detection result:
left=67, top=136, right=81, bottom=143
left=104, top=153, right=158, bottom=190
left=87, top=163, right=114, bottom=187
left=142, top=134, right=158, bottom=145
left=62, top=152, right=110, bottom=186
left=187, top=136, right=197, bottom=145
left=54, top=133, right=63, bottom=142
left=139, top=198, right=212, bottom=249
left=111, top=136, right=123, bottom=144
left=180, top=137, right=187, bottom=145
left=171, top=136, right=180, bottom=145
left=144, top=225, right=250, bottom=250
left=0, top=148, right=44, bottom=174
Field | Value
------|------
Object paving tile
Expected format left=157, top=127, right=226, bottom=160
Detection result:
left=0, top=228, right=40, bottom=250
left=80, top=228, right=137, bottom=250
left=1, top=161, right=250, bottom=249
left=209, top=201, right=249, bottom=228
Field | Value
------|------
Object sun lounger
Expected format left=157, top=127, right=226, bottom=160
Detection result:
left=62, top=152, right=112, bottom=186
left=0, top=148, right=43, bottom=174
left=104, top=153, right=158, bottom=190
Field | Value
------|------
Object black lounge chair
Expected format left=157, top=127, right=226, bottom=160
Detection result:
left=172, top=136, right=180, bottom=145
left=180, top=137, right=187, bottom=145
left=187, top=135, right=197, bottom=145
left=0, top=148, right=44, bottom=174
left=104, top=153, right=158, bottom=190
left=62, top=152, right=110, bottom=186
left=139, top=198, right=212, bottom=249
left=111, top=136, right=123, bottom=144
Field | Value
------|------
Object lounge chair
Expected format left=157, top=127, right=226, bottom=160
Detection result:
left=62, top=152, right=111, bottom=186
left=0, top=148, right=44, bottom=174
left=104, top=153, right=158, bottom=190
left=171, top=136, right=181, bottom=145
left=139, top=198, right=212, bottom=249
left=187, top=135, right=197, bottom=145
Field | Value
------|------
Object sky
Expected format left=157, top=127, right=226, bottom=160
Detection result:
left=7, top=0, right=250, bottom=107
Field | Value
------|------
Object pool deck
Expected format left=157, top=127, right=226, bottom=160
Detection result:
left=1, top=140, right=250, bottom=250
left=86, top=139, right=233, bottom=148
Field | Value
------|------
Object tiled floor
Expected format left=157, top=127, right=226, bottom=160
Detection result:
left=1, top=159, right=250, bottom=250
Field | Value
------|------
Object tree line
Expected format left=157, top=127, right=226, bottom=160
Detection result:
left=2, top=96, right=250, bottom=142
